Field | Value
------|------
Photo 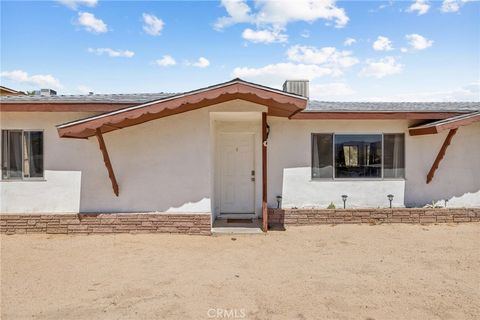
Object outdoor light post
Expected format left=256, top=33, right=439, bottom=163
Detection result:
left=341, top=195, right=348, bottom=209
left=387, top=194, right=394, bottom=208
left=276, top=195, right=282, bottom=209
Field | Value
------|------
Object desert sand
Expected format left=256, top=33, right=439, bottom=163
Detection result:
left=1, top=223, right=479, bottom=320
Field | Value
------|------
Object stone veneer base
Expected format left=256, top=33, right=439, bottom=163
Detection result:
left=0, top=213, right=211, bottom=235
left=268, top=208, right=480, bottom=228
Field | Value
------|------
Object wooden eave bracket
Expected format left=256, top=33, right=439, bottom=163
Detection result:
left=426, top=128, right=458, bottom=184
left=95, top=128, right=119, bottom=196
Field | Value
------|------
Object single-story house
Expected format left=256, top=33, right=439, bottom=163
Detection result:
left=1, top=79, right=479, bottom=233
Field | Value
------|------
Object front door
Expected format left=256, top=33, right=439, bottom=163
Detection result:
left=219, top=133, right=255, bottom=214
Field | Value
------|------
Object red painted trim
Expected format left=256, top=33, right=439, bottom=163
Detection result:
left=96, top=129, right=119, bottom=196
left=262, top=112, right=268, bottom=232
left=58, top=83, right=307, bottom=139
left=426, top=128, right=457, bottom=184
left=409, top=112, right=480, bottom=136
left=291, top=112, right=465, bottom=120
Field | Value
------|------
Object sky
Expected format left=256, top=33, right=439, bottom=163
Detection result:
left=1, top=0, right=479, bottom=101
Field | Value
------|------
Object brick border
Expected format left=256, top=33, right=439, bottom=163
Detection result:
left=268, top=208, right=480, bottom=228
left=0, top=213, right=211, bottom=235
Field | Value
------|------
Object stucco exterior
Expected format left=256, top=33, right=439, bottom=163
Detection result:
left=267, top=118, right=480, bottom=209
left=1, top=101, right=479, bottom=214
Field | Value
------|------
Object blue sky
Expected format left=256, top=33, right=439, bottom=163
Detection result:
left=1, top=0, right=479, bottom=101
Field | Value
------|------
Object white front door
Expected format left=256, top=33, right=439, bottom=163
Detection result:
left=219, top=133, right=255, bottom=214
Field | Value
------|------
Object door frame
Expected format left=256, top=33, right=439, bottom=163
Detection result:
left=216, top=131, right=256, bottom=215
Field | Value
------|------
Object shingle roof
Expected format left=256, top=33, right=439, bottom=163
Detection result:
left=305, top=101, right=479, bottom=113
left=1, top=90, right=479, bottom=113
left=0, top=92, right=176, bottom=103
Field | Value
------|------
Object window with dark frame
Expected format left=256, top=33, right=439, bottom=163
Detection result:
left=312, top=133, right=405, bottom=179
left=1, top=130, right=44, bottom=180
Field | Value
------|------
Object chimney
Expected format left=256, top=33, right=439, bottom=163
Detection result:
left=283, top=80, right=309, bottom=98
left=35, top=89, right=57, bottom=97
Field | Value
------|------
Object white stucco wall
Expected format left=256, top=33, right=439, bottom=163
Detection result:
left=267, top=118, right=480, bottom=209
left=0, top=101, right=267, bottom=214
left=1, top=104, right=479, bottom=214
left=0, top=112, right=93, bottom=213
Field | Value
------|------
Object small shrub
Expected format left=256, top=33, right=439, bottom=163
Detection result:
left=327, top=202, right=336, bottom=209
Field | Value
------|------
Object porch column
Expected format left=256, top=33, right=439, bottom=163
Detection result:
left=262, top=112, right=268, bottom=232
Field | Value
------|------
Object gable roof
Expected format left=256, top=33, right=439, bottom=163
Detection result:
left=57, top=79, right=307, bottom=139
left=0, top=86, right=25, bottom=95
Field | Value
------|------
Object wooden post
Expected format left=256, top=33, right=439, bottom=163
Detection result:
left=262, top=112, right=268, bottom=232
left=95, top=128, right=119, bottom=196
left=426, top=128, right=457, bottom=184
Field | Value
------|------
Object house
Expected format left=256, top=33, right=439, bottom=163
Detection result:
left=1, top=79, right=479, bottom=234
left=0, top=86, right=25, bottom=96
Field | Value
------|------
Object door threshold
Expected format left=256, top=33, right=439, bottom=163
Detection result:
left=217, top=213, right=257, bottom=220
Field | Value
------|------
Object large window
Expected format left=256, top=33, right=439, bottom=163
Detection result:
left=312, top=133, right=405, bottom=179
left=1, top=130, right=44, bottom=180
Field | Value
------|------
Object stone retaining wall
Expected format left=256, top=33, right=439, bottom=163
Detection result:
left=268, top=208, right=480, bottom=228
left=0, top=213, right=211, bottom=235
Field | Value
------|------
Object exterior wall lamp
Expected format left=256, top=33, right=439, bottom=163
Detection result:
left=341, top=195, right=348, bottom=209
left=387, top=194, right=394, bottom=208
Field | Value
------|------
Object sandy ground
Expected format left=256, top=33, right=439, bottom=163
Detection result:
left=1, top=224, right=479, bottom=320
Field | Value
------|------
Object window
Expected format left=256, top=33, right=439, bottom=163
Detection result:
left=383, top=134, right=405, bottom=179
left=312, top=133, right=405, bottom=179
left=1, top=130, right=44, bottom=180
left=312, top=134, right=333, bottom=178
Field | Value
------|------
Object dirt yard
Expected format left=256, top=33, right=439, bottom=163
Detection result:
left=1, top=224, right=479, bottom=320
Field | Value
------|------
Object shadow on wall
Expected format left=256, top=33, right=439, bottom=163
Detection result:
left=0, top=170, right=82, bottom=213
left=404, top=124, right=480, bottom=208
left=279, top=167, right=405, bottom=209
left=77, top=108, right=213, bottom=213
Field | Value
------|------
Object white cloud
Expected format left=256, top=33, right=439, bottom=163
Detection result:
left=0, top=70, right=63, bottom=89
left=360, top=57, right=403, bottom=78
left=142, top=13, right=164, bottom=36
left=156, top=55, right=176, bottom=67
left=242, top=28, right=287, bottom=43
left=286, top=45, right=359, bottom=71
left=407, top=0, right=430, bottom=15
left=192, top=57, right=210, bottom=68
left=88, top=48, right=135, bottom=58
left=310, top=82, right=355, bottom=99
left=366, top=82, right=480, bottom=102
left=77, top=12, right=107, bottom=33
left=343, top=37, right=356, bottom=46
left=405, top=33, right=433, bottom=50
left=441, top=0, right=461, bottom=12
left=232, top=44, right=359, bottom=86
left=372, top=36, right=393, bottom=51
left=77, top=85, right=93, bottom=94
left=215, top=0, right=349, bottom=30
left=232, top=63, right=334, bottom=87
left=58, top=0, right=97, bottom=10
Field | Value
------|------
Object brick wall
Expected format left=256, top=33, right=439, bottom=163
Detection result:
left=268, top=208, right=480, bottom=228
left=0, top=213, right=211, bottom=235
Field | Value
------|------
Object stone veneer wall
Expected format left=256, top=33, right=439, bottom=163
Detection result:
left=0, top=213, right=211, bottom=235
left=268, top=208, right=480, bottom=228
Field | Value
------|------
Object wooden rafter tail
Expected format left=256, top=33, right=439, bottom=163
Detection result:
left=95, top=128, right=119, bottom=196
left=426, top=128, right=458, bottom=184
